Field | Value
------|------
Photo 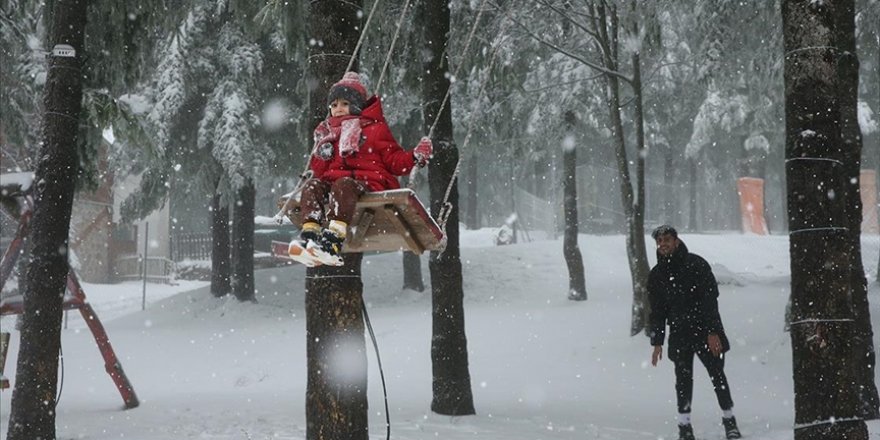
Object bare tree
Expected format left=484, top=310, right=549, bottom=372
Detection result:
left=6, top=1, right=88, bottom=439
left=563, top=110, right=588, bottom=301
left=512, top=0, right=651, bottom=334
left=782, top=0, right=868, bottom=438
left=420, top=0, right=476, bottom=416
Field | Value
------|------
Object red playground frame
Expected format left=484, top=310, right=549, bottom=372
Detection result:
left=0, top=175, right=139, bottom=409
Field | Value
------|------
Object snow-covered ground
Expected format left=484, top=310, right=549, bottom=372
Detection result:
left=2, top=230, right=880, bottom=439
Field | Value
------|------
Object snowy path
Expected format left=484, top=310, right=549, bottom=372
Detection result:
left=2, top=232, right=880, bottom=439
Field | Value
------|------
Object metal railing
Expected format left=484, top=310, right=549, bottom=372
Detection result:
left=170, top=233, right=212, bottom=262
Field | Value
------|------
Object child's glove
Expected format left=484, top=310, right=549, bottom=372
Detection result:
left=413, top=137, right=433, bottom=167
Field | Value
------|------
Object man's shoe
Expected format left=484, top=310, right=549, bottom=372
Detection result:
left=678, top=423, right=695, bottom=440
left=723, top=417, right=741, bottom=439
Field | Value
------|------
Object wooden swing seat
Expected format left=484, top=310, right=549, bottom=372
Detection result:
left=276, top=188, right=444, bottom=255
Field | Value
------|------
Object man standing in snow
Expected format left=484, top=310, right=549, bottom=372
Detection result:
left=648, top=225, right=741, bottom=440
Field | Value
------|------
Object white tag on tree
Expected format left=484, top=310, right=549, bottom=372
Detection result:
left=52, top=44, right=76, bottom=57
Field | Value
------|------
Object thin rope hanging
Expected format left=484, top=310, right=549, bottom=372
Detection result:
left=407, top=0, right=490, bottom=191
left=345, top=0, right=382, bottom=74
left=409, top=0, right=501, bottom=235
left=374, top=0, right=413, bottom=97
left=425, top=0, right=489, bottom=140
left=281, top=0, right=413, bottom=205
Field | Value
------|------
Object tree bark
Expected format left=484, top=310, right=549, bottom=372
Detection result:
left=420, top=0, right=476, bottom=416
left=211, top=191, right=231, bottom=298
left=563, top=111, right=587, bottom=301
left=305, top=1, right=369, bottom=438
left=629, top=39, right=651, bottom=335
left=308, top=0, right=362, bottom=129
left=231, top=178, right=255, bottom=302
left=402, top=252, right=425, bottom=292
left=835, top=0, right=880, bottom=419
left=7, top=1, right=88, bottom=438
left=306, top=254, right=368, bottom=440
left=782, top=1, right=868, bottom=438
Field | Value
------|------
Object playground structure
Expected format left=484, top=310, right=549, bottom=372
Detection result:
left=0, top=172, right=139, bottom=409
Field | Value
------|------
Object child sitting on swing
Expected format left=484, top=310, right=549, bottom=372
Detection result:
left=288, top=72, right=433, bottom=266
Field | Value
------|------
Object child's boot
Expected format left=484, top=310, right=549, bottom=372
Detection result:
left=307, top=220, right=346, bottom=266
left=289, top=222, right=323, bottom=267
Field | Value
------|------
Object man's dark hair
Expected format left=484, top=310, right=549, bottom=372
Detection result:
left=651, top=224, right=678, bottom=240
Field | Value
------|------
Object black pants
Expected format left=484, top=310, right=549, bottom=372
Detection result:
left=673, top=348, right=734, bottom=414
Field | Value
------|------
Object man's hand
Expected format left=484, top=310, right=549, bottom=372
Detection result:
left=707, top=333, right=723, bottom=357
left=651, top=346, right=663, bottom=366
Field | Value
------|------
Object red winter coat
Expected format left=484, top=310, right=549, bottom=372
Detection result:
left=309, top=97, right=416, bottom=191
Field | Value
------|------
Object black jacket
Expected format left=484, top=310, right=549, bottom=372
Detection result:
left=648, top=240, right=730, bottom=361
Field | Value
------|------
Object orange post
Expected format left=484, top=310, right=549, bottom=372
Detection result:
left=736, top=177, right=769, bottom=235
left=861, top=169, right=879, bottom=234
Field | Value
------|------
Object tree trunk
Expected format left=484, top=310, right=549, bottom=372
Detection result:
left=306, top=254, right=368, bottom=440
left=563, top=111, right=587, bottom=301
left=466, top=150, right=479, bottom=229
left=306, top=1, right=368, bottom=438
left=7, top=1, right=88, bottom=439
left=594, top=2, right=650, bottom=336
left=420, top=0, right=476, bottom=416
left=211, top=191, right=231, bottom=298
left=782, top=1, right=868, bottom=438
left=231, top=178, right=255, bottom=302
left=836, top=0, right=880, bottom=419
left=402, top=252, right=425, bottom=292
left=629, top=44, right=651, bottom=336
left=308, top=0, right=362, bottom=129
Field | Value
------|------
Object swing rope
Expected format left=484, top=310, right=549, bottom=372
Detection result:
left=406, top=0, right=488, bottom=204
left=374, top=0, right=413, bottom=97
left=281, top=0, right=409, bottom=209
left=409, top=0, right=499, bottom=236
left=345, top=0, right=382, bottom=74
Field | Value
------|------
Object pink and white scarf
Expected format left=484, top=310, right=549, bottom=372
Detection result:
left=312, top=115, right=366, bottom=159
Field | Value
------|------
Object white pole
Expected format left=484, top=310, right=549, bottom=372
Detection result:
left=142, top=221, right=149, bottom=311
